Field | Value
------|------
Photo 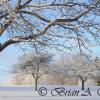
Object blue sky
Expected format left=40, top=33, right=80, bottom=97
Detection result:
left=0, top=0, right=100, bottom=83
left=0, top=39, right=100, bottom=82
left=0, top=29, right=100, bottom=82
left=0, top=45, right=21, bottom=81
left=0, top=31, right=23, bottom=81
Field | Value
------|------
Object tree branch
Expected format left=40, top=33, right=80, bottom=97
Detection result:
left=0, top=0, right=32, bottom=36
left=22, top=0, right=32, bottom=7
left=0, top=37, right=21, bottom=52
left=20, top=11, right=51, bottom=23
left=0, top=8, right=91, bottom=52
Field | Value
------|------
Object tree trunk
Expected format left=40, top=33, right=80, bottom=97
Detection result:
left=81, top=80, right=85, bottom=90
left=35, top=78, right=38, bottom=91
left=32, top=73, right=38, bottom=91
left=79, top=76, right=87, bottom=90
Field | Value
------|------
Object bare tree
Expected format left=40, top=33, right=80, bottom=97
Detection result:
left=51, top=55, right=74, bottom=85
left=93, top=57, right=100, bottom=84
left=0, top=0, right=99, bottom=52
left=68, top=53, right=97, bottom=90
left=10, top=52, right=53, bottom=91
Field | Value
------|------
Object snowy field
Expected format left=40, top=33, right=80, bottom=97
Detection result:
left=0, top=86, right=100, bottom=100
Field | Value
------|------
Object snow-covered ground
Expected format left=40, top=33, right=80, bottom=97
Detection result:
left=0, top=85, right=100, bottom=100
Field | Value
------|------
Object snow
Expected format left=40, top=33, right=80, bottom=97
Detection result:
left=0, top=85, right=100, bottom=100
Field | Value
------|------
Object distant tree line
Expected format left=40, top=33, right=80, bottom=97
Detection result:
left=10, top=52, right=100, bottom=91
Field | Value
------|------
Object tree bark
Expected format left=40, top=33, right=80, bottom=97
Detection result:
left=32, top=73, right=38, bottom=91
left=79, top=75, right=87, bottom=90
left=35, top=78, right=38, bottom=91
left=81, top=79, right=85, bottom=90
